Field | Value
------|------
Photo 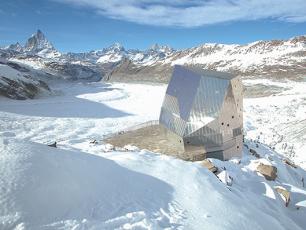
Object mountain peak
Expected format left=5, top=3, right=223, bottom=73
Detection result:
left=149, top=44, right=174, bottom=53
left=107, top=43, right=124, bottom=52
left=289, top=35, right=306, bottom=44
left=6, top=42, right=23, bottom=52
left=24, top=29, right=55, bottom=53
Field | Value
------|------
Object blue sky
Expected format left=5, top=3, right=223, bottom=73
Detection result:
left=0, top=0, right=305, bottom=52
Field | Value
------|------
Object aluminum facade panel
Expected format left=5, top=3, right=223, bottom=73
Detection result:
left=166, top=65, right=200, bottom=121
left=159, top=65, right=243, bottom=160
left=186, top=75, right=229, bottom=135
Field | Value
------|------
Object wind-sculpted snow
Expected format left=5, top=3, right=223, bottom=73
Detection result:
left=0, top=138, right=178, bottom=229
left=0, top=81, right=306, bottom=229
left=1, top=136, right=305, bottom=229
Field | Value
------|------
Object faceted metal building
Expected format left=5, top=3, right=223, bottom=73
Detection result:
left=159, top=65, right=243, bottom=161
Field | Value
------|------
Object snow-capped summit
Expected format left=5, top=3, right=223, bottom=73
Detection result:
left=106, top=42, right=125, bottom=52
left=5, top=42, right=23, bottom=52
left=24, top=29, right=60, bottom=58
left=149, top=44, right=174, bottom=53
left=24, top=30, right=54, bottom=52
left=289, top=35, right=306, bottom=44
left=96, top=43, right=126, bottom=64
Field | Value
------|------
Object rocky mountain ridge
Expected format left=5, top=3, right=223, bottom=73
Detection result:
left=0, top=30, right=305, bottom=99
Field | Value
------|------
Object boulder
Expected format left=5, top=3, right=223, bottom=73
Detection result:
left=283, top=158, right=297, bottom=168
left=217, top=170, right=233, bottom=186
left=275, top=187, right=290, bottom=207
left=90, top=139, right=98, bottom=144
left=256, top=163, right=277, bottom=181
left=295, top=200, right=306, bottom=210
left=250, top=148, right=260, bottom=158
left=201, top=159, right=218, bottom=174
left=47, top=142, right=57, bottom=148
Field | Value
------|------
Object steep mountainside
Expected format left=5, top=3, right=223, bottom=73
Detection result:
left=107, top=36, right=306, bottom=82
left=23, top=29, right=60, bottom=58
left=0, top=61, right=50, bottom=99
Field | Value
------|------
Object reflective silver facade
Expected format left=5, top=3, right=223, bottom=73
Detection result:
left=159, top=65, right=243, bottom=160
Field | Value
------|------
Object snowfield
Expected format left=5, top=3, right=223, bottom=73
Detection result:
left=1, top=81, right=306, bottom=229
left=244, top=79, right=306, bottom=168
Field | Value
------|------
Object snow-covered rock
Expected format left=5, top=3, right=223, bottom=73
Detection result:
left=0, top=62, right=50, bottom=99
left=24, top=30, right=60, bottom=58
left=217, top=170, right=233, bottom=186
left=5, top=42, right=23, bottom=52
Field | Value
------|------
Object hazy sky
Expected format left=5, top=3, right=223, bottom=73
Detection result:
left=0, top=0, right=305, bottom=52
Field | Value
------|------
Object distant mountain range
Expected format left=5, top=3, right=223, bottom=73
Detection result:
left=0, top=30, right=305, bottom=99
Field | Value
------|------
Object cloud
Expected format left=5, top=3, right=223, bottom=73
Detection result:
left=55, top=0, right=306, bottom=27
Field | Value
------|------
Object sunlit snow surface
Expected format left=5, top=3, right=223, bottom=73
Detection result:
left=0, top=80, right=306, bottom=229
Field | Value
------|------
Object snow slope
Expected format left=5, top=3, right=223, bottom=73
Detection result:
left=168, top=37, right=306, bottom=72
left=1, top=137, right=305, bottom=229
left=1, top=81, right=306, bottom=229
left=244, top=79, right=306, bottom=168
left=0, top=138, right=178, bottom=229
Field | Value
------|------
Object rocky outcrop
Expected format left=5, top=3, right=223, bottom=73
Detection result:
left=275, top=187, right=290, bottom=207
left=0, top=62, right=50, bottom=100
left=24, top=30, right=60, bottom=58
left=105, top=59, right=173, bottom=83
left=256, top=163, right=277, bottom=181
left=201, top=159, right=218, bottom=174
left=283, top=158, right=298, bottom=168
left=44, top=61, right=102, bottom=81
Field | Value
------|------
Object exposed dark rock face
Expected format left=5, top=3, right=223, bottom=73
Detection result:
left=0, top=61, right=50, bottom=100
left=0, top=75, right=50, bottom=100
left=104, top=59, right=173, bottom=83
left=44, top=61, right=102, bottom=81
left=24, top=29, right=56, bottom=55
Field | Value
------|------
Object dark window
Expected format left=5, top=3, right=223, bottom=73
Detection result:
left=227, top=124, right=229, bottom=127
left=237, top=146, right=239, bottom=149
left=233, top=128, right=242, bottom=137
left=221, top=122, right=224, bottom=125
left=232, top=116, right=234, bottom=119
